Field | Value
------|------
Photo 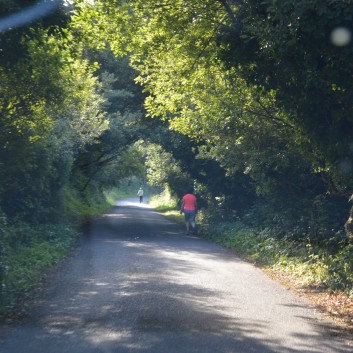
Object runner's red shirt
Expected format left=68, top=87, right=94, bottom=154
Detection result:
left=182, top=194, right=197, bottom=210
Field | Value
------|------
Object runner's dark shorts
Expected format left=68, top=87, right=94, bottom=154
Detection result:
left=184, top=210, right=196, bottom=223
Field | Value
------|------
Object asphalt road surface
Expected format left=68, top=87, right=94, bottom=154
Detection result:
left=0, top=199, right=352, bottom=353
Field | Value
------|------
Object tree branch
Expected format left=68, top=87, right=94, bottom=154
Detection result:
left=216, top=0, right=242, bottom=31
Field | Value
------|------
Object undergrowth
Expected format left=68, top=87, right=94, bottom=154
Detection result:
left=204, top=222, right=353, bottom=295
left=104, top=188, right=135, bottom=205
left=144, top=190, right=353, bottom=295
left=0, top=222, right=79, bottom=316
left=149, top=191, right=178, bottom=212
left=61, top=185, right=109, bottom=224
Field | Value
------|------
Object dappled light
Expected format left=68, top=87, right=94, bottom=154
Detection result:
left=1, top=1, right=353, bottom=351
left=2, top=204, right=351, bottom=353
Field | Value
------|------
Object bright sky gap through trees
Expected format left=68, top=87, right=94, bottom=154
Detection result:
left=0, top=0, right=62, bottom=32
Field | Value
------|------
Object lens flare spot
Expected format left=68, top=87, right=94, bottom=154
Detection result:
left=331, top=27, right=352, bottom=47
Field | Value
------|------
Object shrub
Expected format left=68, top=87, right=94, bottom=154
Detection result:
left=149, top=188, right=178, bottom=212
left=205, top=221, right=353, bottom=294
left=0, top=223, right=79, bottom=315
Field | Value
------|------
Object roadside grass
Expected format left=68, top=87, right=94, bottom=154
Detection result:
left=104, top=188, right=136, bottom=205
left=144, top=190, right=353, bottom=300
left=159, top=210, right=184, bottom=224
left=126, top=190, right=353, bottom=328
left=5, top=187, right=351, bottom=327
left=148, top=193, right=185, bottom=224
left=0, top=187, right=108, bottom=318
left=149, top=193, right=178, bottom=211
left=0, top=223, right=79, bottom=317
left=203, top=221, right=353, bottom=328
left=204, top=222, right=353, bottom=288
left=61, top=185, right=110, bottom=224
left=0, top=186, right=156, bottom=319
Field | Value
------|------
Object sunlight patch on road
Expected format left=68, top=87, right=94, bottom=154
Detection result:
left=121, top=241, right=155, bottom=249
left=87, top=329, right=133, bottom=345
left=102, top=213, right=132, bottom=219
left=115, top=198, right=151, bottom=208
left=78, top=291, right=99, bottom=296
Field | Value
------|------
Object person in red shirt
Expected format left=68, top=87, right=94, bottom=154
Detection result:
left=180, top=188, right=197, bottom=234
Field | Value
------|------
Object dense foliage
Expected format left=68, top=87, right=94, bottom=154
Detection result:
left=1, top=0, right=353, bottom=313
left=68, top=0, right=353, bottom=296
left=72, top=0, right=353, bottom=240
left=0, top=2, right=146, bottom=312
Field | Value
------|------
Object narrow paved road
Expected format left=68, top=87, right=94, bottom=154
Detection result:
left=1, top=199, right=352, bottom=353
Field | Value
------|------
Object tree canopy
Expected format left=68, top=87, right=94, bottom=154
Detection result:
left=64, top=0, right=353, bottom=239
left=1, top=0, right=353, bottom=236
left=2, top=0, right=353, bottom=318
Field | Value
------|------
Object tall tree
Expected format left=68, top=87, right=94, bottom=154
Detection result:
left=0, top=21, right=108, bottom=220
left=69, top=0, right=353, bottom=238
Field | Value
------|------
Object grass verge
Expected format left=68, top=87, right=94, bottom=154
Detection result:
left=148, top=192, right=187, bottom=225
left=203, top=221, right=353, bottom=330
left=135, top=191, right=353, bottom=330
left=0, top=223, right=79, bottom=318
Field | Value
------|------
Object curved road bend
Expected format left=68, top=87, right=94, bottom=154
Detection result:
left=0, top=198, right=352, bottom=353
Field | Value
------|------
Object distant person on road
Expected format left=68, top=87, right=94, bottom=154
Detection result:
left=180, top=188, right=197, bottom=235
left=137, top=187, right=144, bottom=203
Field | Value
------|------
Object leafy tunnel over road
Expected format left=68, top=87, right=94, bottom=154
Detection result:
left=0, top=199, right=352, bottom=353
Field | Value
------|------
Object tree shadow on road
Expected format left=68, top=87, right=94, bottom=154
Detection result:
left=1, top=205, right=352, bottom=353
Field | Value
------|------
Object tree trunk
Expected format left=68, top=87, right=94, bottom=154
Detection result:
left=344, top=207, right=353, bottom=243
